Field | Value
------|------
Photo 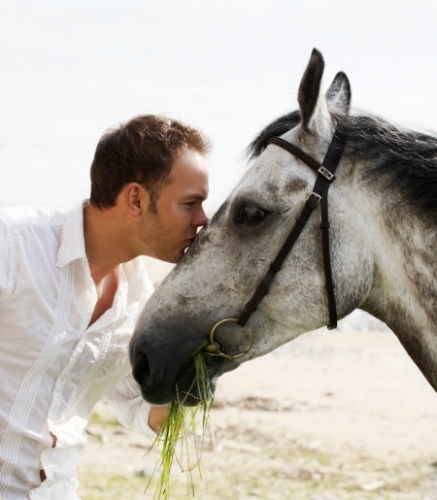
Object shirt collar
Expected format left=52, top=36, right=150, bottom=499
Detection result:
left=56, top=204, right=87, bottom=267
left=56, top=203, right=154, bottom=304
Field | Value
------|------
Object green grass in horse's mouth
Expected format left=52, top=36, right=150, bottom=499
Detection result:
left=151, top=351, right=214, bottom=500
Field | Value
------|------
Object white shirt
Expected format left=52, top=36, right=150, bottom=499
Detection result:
left=0, top=204, right=155, bottom=500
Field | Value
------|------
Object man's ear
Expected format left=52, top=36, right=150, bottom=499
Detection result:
left=124, top=183, right=150, bottom=217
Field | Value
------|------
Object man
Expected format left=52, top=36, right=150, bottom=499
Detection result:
left=0, top=114, right=210, bottom=499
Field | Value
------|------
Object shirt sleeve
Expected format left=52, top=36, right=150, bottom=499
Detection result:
left=104, top=370, right=156, bottom=438
left=104, top=258, right=157, bottom=437
left=0, top=217, right=13, bottom=301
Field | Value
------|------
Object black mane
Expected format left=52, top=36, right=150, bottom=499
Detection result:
left=247, top=110, right=437, bottom=216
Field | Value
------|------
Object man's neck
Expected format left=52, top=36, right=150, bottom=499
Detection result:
left=83, top=202, right=134, bottom=286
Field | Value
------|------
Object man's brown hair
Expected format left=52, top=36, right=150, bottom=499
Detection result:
left=89, top=114, right=210, bottom=211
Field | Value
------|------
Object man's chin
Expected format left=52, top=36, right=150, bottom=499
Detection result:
left=148, top=245, right=186, bottom=264
left=159, top=250, right=183, bottom=264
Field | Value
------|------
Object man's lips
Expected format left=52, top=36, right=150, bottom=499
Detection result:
left=183, top=236, right=196, bottom=246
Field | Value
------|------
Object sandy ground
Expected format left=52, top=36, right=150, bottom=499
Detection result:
left=77, top=258, right=437, bottom=499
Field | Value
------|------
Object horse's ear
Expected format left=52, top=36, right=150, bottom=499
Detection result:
left=326, top=72, right=351, bottom=115
left=297, top=48, right=327, bottom=134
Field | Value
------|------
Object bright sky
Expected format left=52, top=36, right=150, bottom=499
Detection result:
left=1, top=0, right=437, bottom=211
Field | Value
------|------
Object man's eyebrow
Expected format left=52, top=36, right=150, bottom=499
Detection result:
left=181, top=194, right=207, bottom=201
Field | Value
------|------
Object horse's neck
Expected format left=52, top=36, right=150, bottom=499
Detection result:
left=362, top=204, right=437, bottom=391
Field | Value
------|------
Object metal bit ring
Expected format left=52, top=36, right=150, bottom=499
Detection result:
left=204, top=318, right=253, bottom=360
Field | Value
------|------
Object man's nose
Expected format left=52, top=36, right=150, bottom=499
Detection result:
left=192, top=207, right=208, bottom=228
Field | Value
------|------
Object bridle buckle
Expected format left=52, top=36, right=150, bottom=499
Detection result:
left=308, top=192, right=322, bottom=203
left=318, top=165, right=335, bottom=181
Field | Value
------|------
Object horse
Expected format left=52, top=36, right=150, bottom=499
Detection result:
left=129, top=48, right=437, bottom=407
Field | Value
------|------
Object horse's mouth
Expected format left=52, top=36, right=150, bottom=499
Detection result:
left=175, top=371, right=218, bottom=407
left=135, top=354, right=238, bottom=407
left=175, top=354, right=240, bottom=406
left=137, top=368, right=217, bottom=407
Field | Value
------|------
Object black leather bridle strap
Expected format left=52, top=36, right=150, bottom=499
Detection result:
left=236, top=130, right=347, bottom=330
left=311, top=130, right=348, bottom=328
left=268, top=137, right=321, bottom=172
left=236, top=190, right=321, bottom=327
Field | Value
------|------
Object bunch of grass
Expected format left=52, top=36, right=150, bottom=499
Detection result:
left=151, top=351, right=214, bottom=500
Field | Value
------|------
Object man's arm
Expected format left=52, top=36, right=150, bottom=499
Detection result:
left=105, top=371, right=167, bottom=436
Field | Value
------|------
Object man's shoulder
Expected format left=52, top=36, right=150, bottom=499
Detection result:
left=0, top=205, right=67, bottom=229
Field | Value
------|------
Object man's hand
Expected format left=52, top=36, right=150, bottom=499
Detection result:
left=148, top=405, right=169, bottom=433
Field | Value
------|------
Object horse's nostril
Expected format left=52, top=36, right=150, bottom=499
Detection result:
left=132, top=351, right=151, bottom=388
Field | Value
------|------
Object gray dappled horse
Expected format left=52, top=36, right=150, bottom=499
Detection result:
left=130, top=49, right=437, bottom=406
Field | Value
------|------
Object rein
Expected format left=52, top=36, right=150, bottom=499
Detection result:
left=204, top=129, right=348, bottom=360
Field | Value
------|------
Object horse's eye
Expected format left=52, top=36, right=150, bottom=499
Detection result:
left=239, top=204, right=266, bottom=224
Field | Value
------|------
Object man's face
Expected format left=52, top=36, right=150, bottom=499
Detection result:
left=139, top=148, right=209, bottom=263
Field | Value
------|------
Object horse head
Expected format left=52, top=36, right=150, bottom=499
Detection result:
left=130, top=49, right=437, bottom=406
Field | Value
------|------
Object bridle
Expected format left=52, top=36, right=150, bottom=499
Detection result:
left=204, top=129, right=348, bottom=360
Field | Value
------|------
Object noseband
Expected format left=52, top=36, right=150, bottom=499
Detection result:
left=205, top=129, right=348, bottom=360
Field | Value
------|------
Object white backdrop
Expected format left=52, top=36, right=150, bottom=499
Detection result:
left=1, top=0, right=437, bottom=212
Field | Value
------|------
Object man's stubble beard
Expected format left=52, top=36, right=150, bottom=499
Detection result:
left=138, top=214, right=181, bottom=264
